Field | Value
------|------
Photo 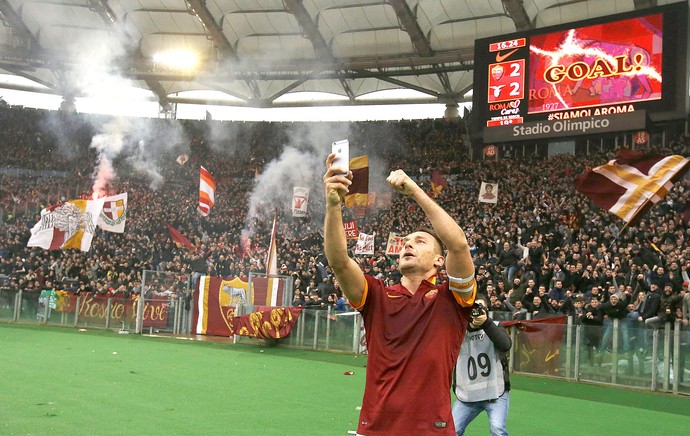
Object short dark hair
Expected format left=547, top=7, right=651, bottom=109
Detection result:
left=414, top=227, right=445, bottom=254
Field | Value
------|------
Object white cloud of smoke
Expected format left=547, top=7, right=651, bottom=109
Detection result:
left=244, top=122, right=394, bottom=238
left=42, top=25, right=189, bottom=195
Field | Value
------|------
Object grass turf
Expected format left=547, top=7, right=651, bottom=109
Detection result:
left=1, top=323, right=689, bottom=435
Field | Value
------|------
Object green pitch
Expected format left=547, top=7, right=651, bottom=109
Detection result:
left=1, top=323, right=688, bottom=435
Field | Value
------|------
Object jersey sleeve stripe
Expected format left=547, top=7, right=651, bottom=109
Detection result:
left=349, top=277, right=369, bottom=310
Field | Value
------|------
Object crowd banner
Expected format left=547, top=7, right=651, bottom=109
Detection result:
left=231, top=306, right=302, bottom=339
left=193, top=275, right=299, bottom=338
left=503, top=315, right=567, bottom=375
left=292, top=187, right=309, bottom=217
left=193, top=276, right=248, bottom=336
left=343, top=220, right=359, bottom=240
left=385, top=232, right=404, bottom=255
left=354, top=232, right=375, bottom=255
left=97, top=193, right=127, bottom=233
left=54, top=292, right=169, bottom=328
left=478, top=182, right=499, bottom=204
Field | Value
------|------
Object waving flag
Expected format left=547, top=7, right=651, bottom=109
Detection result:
left=28, top=198, right=105, bottom=252
left=166, top=224, right=195, bottom=251
left=575, top=148, right=689, bottom=223
left=344, top=156, right=369, bottom=208
left=430, top=171, right=448, bottom=197
left=198, top=166, right=216, bottom=216
left=97, top=193, right=127, bottom=233
left=266, top=210, right=278, bottom=275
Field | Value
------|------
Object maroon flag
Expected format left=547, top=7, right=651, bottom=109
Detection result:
left=430, top=171, right=448, bottom=197
left=344, top=156, right=369, bottom=208
left=503, top=315, right=567, bottom=376
left=574, top=148, right=689, bottom=223
left=166, top=224, right=195, bottom=251
left=231, top=307, right=302, bottom=339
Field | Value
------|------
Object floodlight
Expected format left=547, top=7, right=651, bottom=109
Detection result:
left=152, top=51, right=199, bottom=70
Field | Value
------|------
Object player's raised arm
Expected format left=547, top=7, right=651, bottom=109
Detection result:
left=323, top=153, right=366, bottom=306
left=386, top=169, right=474, bottom=287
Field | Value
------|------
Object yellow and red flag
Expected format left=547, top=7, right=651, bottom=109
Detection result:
left=430, top=171, right=448, bottom=197
left=28, top=198, right=105, bottom=252
left=344, top=156, right=369, bottom=208
left=575, top=148, right=689, bottom=223
left=166, top=224, right=195, bottom=251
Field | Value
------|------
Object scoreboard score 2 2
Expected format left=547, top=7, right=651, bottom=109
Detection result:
left=472, top=2, right=688, bottom=143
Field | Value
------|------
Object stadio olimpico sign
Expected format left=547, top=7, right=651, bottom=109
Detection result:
left=483, top=109, right=647, bottom=143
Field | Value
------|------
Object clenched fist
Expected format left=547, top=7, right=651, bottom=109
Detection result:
left=386, top=169, right=420, bottom=196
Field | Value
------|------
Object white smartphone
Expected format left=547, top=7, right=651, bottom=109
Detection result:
left=331, top=139, right=349, bottom=175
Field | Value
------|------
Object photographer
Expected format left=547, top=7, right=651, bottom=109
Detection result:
left=452, top=296, right=512, bottom=436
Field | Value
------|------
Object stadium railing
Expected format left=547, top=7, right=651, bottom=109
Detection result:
left=0, top=288, right=189, bottom=335
left=3, top=295, right=688, bottom=397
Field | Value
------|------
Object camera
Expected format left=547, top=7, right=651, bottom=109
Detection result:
left=471, top=303, right=486, bottom=318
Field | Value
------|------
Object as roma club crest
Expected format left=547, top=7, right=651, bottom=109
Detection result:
left=424, top=289, right=438, bottom=299
left=491, top=65, right=504, bottom=81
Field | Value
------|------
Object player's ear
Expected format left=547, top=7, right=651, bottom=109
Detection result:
left=434, top=255, right=445, bottom=269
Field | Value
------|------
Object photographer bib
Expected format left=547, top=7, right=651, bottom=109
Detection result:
left=454, top=323, right=505, bottom=402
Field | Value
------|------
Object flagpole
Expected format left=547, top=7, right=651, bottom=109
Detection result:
left=266, top=208, right=278, bottom=276
left=609, top=220, right=631, bottom=250
left=608, top=192, right=656, bottom=250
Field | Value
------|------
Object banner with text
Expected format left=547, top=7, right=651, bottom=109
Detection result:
left=354, top=232, right=375, bottom=255
left=343, top=220, right=359, bottom=240
left=385, top=232, right=405, bottom=256
left=56, top=293, right=169, bottom=328
left=484, top=109, right=647, bottom=143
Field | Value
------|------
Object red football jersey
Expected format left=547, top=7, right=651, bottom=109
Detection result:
left=354, top=275, right=474, bottom=435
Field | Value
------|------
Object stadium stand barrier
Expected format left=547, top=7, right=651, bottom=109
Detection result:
left=2, top=286, right=690, bottom=395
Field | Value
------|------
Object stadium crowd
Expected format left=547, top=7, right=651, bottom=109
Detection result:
left=1, top=104, right=689, bottom=354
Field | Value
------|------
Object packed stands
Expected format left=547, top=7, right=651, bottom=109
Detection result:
left=1, top=105, right=689, bottom=341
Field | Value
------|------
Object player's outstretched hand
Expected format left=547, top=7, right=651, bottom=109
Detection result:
left=324, top=153, right=352, bottom=206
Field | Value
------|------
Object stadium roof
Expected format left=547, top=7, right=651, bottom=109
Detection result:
left=0, top=0, right=684, bottom=113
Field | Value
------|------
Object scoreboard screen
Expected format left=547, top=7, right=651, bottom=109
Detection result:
left=472, top=3, right=688, bottom=143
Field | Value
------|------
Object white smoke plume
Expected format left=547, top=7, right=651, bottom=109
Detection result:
left=48, top=25, right=188, bottom=195
left=88, top=116, right=185, bottom=195
left=243, top=122, right=396, bottom=238
left=243, top=123, right=349, bottom=236
left=205, top=121, right=248, bottom=157
left=247, top=145, right=322, bottom=222
left=90, top=119, right=125, bottom=198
